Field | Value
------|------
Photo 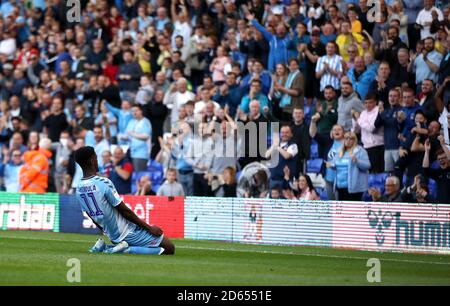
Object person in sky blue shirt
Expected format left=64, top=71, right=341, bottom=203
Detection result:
left=106, top=100, right=134, bottom=145
left=240, top=79, right=270, bottom=115
left=124, top=104, right=152, bottom=172
left=2, top=148, right=23, bottom=192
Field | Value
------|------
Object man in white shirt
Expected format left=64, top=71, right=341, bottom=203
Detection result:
left=163, top=78, right=196, bottom=126
left=416, top=0, right=444, bottom=39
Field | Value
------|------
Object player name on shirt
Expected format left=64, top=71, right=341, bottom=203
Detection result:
left=78, top=185, right=97, bottom=193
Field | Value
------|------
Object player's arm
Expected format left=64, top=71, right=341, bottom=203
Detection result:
left=115, top=202, right=163, bottom=237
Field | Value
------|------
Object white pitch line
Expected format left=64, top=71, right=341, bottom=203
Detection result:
left=2, top=235, right=450, bottom=266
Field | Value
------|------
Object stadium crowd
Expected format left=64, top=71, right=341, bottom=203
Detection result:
left=0, top=0, right=449, bottom=203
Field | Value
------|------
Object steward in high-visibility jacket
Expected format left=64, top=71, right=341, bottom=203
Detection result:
left=19, top=144, right=53, bottom=193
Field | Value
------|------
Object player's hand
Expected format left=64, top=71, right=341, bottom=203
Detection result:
left=148, top=225, right=163, bottom=237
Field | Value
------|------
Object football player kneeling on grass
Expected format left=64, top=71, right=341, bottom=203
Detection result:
left=74, top=146, right=175, bottom=255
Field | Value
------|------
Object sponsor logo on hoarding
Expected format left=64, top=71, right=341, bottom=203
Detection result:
left=368, top=209, right=450, bottom=248
left=0, top=194, right=58, bottom=231
left=395, top=212, right=450, bottom=247
left=368, top=210, right=393, bottom=245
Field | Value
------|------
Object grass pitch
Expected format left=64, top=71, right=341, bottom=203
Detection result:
left=0, top=230, right=449, bottom=285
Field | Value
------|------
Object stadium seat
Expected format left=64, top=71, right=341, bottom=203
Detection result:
left=236, top=171, right=242, bottom=181
left=307, top=158, right=323, bottom=174
left=303, top=104, right=312, bottom=117
left=428, top=179, right=437, bottom=199
left=310, top=140, right=319, bottom=159
left=368, top=173, right=389, bottom=193
left=316, top=187, right=328, bottom=200
left=147, top=159, right=163, bottom=172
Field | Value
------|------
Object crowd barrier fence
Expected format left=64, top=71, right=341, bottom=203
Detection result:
left=1, top=192, right=449, bottom=255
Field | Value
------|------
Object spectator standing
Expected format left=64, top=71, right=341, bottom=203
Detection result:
left=336, top=20, right=363, bottom=62
left=423, top=137, right=450, bottom=203
left=290, top=108, right=311, bottom=175
left=142, top=89, right=168, bottom=160
left=299, top=28, right=326, bottom=106
left=19, top=138, right=52, bottom=193
left=93, top=125, right=110, bottom=168
left=391, top=48, right=416, bottom=89
left=418, top=79, right=440, bottom=122
left=2, top=148, right=22, bottom=192
left=347, top=56, right=377, bottom=101
left=237, top=100, right=270, bottom=168
left=375, top=26, right=408, bottom=68
left=412, top=36, right=443, bottom=89
left=117, top=50, right=143, bottom=100
left=353, top=93, right=385, bottom=173
left=276, top=58, right=305, bottom=120
left=52, top=131, right=72, bottom=194
left=124, top=104, right=152, bottom=172
left=416, top=0, right=444, bottom=39
left=42, top=96, right=69, bottom=142
left=171, top=121, right=194, bottom=196
left=266, top=125, right=298, bottom=188
left=247, top=12, right=294, bottom=72
left=213, top=72, right=242, bottom=118
left=368, top=61, right=396, bottom=105
left=309, top=86, right=339, bottom=160
left=109, top=146, right=133, bottom=195
left=106, top=100, right=134, bottom=146
left=375, top=89, right=403, bottom=172
left=163, top=78, right=196, bottom=126
left=337, top=81, right=364, bottom=132
left=135, top=175, right=156, bottom=196
left=323, top=124, right=345, bottom=200
left=316, top=41, right=344, bottom=94
left=186, top=122, right=213, bottom=196
left=95, top=101, right=118, bottom=144
left=327, top=132, right=371, bottom=201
